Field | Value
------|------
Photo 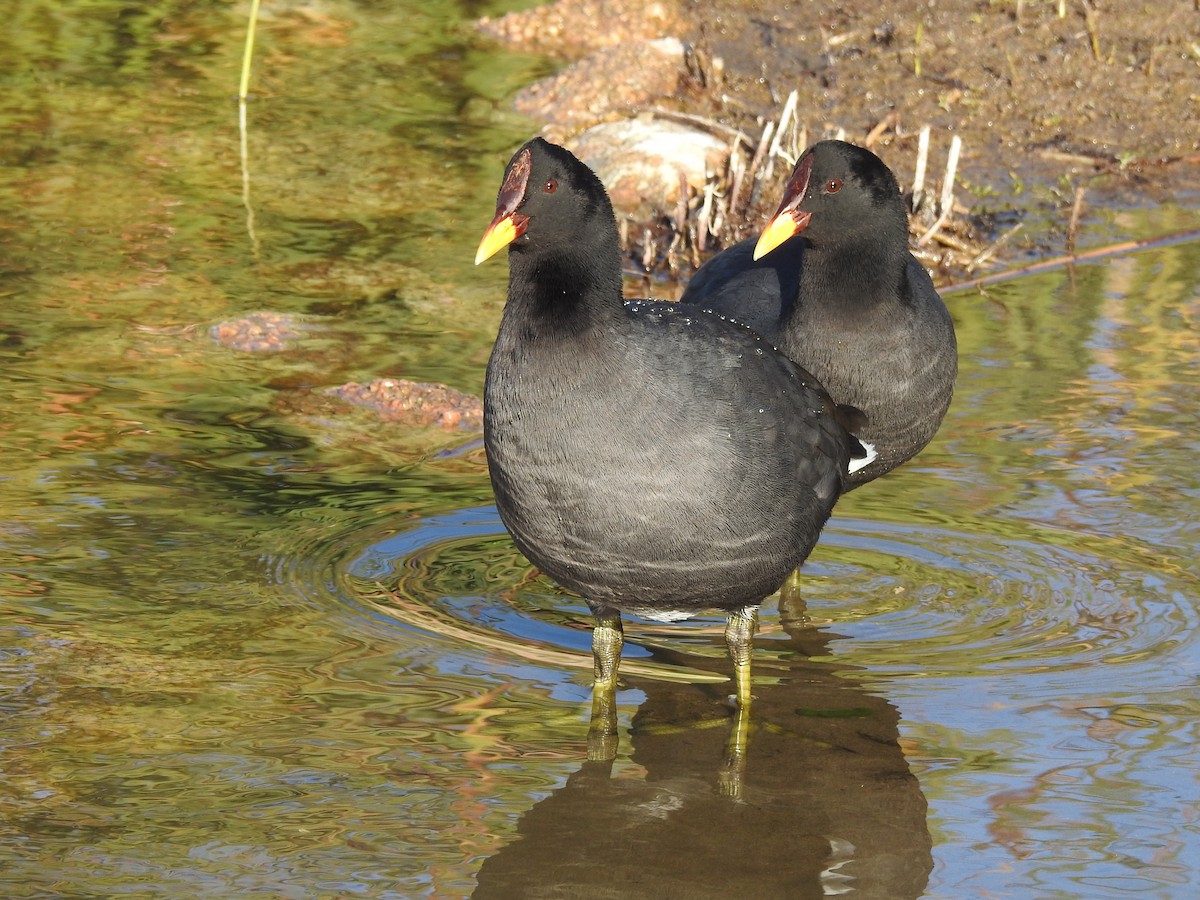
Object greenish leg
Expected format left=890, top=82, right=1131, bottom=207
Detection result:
left=778, top=567, right=804, bottom=610
left=724, top=605, right=758, bottom=710
left=591, top=609, right=623, bottom=687
left=777, top=567, right=809, bottom=633
left=587, top=610, right=623, bottom=761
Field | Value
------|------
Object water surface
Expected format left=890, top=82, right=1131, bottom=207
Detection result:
left=1, top=2, right=1199, bottom=898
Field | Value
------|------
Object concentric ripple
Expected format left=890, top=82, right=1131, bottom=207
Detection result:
left=270, top=502, right=1198, bottom=687
left=799, top=514, right=1198, bottom=680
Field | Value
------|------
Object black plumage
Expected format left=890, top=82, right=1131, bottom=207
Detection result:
left=682, top=140, right=957, bottom=488
left=475, top=138, right=871, bottom=733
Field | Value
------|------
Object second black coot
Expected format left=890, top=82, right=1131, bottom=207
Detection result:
left=682, top=140, right=957, bottom=488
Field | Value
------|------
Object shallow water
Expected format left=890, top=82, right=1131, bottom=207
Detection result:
left=2, top=2, right=1199, bottom=898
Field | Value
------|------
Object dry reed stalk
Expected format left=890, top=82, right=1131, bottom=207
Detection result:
left=1067, top=185, right=1087, bottom=253
left=764, top=89, right=799, bottom=179
left=238, top=0, right=263, bottom=259
left=912, top=125, right=931, bottom=213
left=917, top=134, right=962, bottom=246
left=968, top=222, right=1024, bottom=272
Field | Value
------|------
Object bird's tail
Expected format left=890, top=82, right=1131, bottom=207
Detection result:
left=847, top=438, right=878, bottom=475
left=833, top=402, right=877, bottom=475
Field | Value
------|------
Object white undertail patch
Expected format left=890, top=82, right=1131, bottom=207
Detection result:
left=847, top=440, right=878, bottom=475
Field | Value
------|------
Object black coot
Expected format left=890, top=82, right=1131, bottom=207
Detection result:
left=475, top=138, right=872, bottom=740
left=682, top=140, right=957, bottom=488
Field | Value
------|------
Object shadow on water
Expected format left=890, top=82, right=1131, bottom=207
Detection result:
left=472, top=590, right=932, bottom=900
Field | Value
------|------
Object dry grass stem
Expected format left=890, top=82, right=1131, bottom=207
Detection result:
left=940, top=135, right=962, bottom=217
left=625, top=97, right=992, bottom=283
left=764, top=89, right=799, bottom=178
left=1081, top=0, right=1102, bottom=61
left=1067, top=185, right=1087, bottom=253
left=912, top=125, right=931, bottom=212
left=238, top=0, right=263, bottom=260
left=968, top=222, right=1025, bottom=272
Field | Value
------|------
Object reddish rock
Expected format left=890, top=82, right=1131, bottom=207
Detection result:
left=326, top=379, right=483, bottom=431
left=210, top=312, right=309, bottom=352
left=477, top=0, right=683, bottom=58
left=515, top=39, right=685, bottom=130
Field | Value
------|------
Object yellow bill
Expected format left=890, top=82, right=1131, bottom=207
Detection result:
left=752, top=213, right=804, bottom=261
left=475, top=215, right=521, bottom=265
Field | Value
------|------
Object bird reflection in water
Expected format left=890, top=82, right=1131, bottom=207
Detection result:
left=473, top=585, right=932, bottom=900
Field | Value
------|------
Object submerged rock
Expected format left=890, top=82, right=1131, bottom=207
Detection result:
left=211, top=312, right=311, bottom=352
left=326, top=378, right=482, bottom=430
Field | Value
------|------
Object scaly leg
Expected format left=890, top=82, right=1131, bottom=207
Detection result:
left=587, top=609, right=623, bottom=761
left=778, top=567, right=805, bottom=623
left=724, top=605, right=758, bottom=710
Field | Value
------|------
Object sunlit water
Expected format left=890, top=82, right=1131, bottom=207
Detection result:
left=1, top=2, right=1199, bottom=898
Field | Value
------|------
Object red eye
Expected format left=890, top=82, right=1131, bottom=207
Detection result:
left=826, top=178, right=842, bottom=193
left=544, top=179, right=557, bottom=193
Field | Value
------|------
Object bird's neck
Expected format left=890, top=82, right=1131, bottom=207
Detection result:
left=504, top=241, right=624, bottom=337
left=793, top=236, right=910, bottom=317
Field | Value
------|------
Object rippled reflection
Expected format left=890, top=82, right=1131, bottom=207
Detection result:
left=475, top=593, right=932, bottom=899
left=322, top=510, right=932, bottom=897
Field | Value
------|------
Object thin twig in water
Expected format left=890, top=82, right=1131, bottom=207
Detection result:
left=944, top=227, right=1200, bottom=293
left=1067, top=185, right=1087, bottom=253
left=967, top=221, right=1024, bottom=272
left=930, top=230, right=974, bottom=254
left=1038, top=148, right=1111, bottom=168
left=864, top=112, right=898, bottom=149
left=238, top=0, right=263, bottom=260
left=917, top=205, right=954, bottom=247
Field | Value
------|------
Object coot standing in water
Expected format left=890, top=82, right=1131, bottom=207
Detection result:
left=475, top=137, right=873, bottom=751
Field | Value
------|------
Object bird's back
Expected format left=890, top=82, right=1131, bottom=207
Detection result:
left=680, top=236, right=798, bottom=341
left=484, top=299, right=850, bottom=616
left=682, top=241, right=956, bottom=488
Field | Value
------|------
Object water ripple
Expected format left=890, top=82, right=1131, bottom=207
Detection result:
left=271, top=503, right=1198, bottom=686
left=803, top=514, right=1198, bottom=679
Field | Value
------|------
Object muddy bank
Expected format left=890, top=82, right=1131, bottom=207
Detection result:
left=480, top=0, right=1200, bottom=282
